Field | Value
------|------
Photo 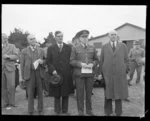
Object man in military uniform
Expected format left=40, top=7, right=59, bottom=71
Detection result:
left=128, top=40, right=145, bottom=85
left=70, top=30, right=99, bottom=116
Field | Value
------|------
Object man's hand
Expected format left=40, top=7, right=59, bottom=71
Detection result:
left=52, top=70, right=57, bottom=76
left=88, top=63, right=94, bottom=68
left=3, top=54, right=10, bottom=59
left=38, top=59, right=44, bottom=64
left=97, top=74, right=102, bottom=80
left=81, top=62, right=87, bottom=68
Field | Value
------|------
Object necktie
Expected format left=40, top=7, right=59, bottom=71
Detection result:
left=59, top=44, right=62, bottom=52
left=112, top=42, right=115, bottom=52
left=84, top=44, right=87, bottom=49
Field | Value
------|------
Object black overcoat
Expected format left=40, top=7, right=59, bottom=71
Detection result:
left=46, top=43, right=74, bottom=97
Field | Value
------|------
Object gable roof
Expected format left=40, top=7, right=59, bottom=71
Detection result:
left=89, top=22, right=145, bottom=41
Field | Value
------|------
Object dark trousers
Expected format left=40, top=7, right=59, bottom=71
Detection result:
left=104, top=98, right=122, bottom=116
left=75, top=77, right=94, bottom=114
left=26, top=68, right=43, bottom=113
left=15, top=67, right=19, bottom=89
left=2, top=70, right=15, bottom=106
left=129, top=62, right=142, bottom=83
left=54, top=96, right=69, bottom=113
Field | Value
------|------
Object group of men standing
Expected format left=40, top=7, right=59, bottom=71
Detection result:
left=2, top=29, right=145, bottom=116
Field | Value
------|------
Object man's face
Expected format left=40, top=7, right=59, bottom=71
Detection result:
left=79, top=34, right=88, bottom=45
left=109, top=33, right=118, bottom=42
left=46, top=43, right=52, bottom=47
left=55, top=33, right=63, bottom=44
left=2, top=35, right=8, bottom=45
left=134, top=44, right=140, bottom=49
left=28, top=36, right=36, bottom=46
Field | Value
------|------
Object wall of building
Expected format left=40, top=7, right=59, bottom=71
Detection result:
left=88, top=25, right=145, bottom=56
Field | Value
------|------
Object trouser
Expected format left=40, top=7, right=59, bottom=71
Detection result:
left=2, top=70, right=16, bottom=106
left=104, top=98, right=122, bottom=116
left=75, top=77, right=94, bottom=114
left=54, top=96, right=69, bottom=113
left=26, top=68, right=43, bottom=113
left=15, top=67, right=19, bottom=89
left=129, top=62, right=142, bottom=84
left=26, top=87, right=37, bottom=99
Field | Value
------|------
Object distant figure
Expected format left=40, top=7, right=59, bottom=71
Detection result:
left=99, top=30, right=129, bottom=116
left=2, top=33, right=18, bottom=109
left=42, top=42, right=52, bottom=96
left=128, top=40, right=145, bottom=85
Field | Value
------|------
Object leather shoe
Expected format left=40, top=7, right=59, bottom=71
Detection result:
left=78, top=111, right=84, bottom=116
left=86, top=112, right=95, bottom=116
left=28, top=112, right=34, bottom=115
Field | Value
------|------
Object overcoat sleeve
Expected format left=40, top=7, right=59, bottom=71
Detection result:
left=123, top=44, right=130, bottom=72
left=99, top=45, right=104, bottom=74
left=46, top=46, right=55, bottom=74
left=20, top=49, right=25, bottom=80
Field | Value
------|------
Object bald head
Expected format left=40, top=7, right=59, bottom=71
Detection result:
left=108, top=30, right=118, bottom=42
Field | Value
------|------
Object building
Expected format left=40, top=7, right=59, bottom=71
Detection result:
left=88, top=22, right=146, bottom=57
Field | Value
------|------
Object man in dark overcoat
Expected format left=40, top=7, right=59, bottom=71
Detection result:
left=99, top=30, right=129, bottom=116
left=20, top=34, right=45, bottom=115
left=46, top=31, right=74, bottom=115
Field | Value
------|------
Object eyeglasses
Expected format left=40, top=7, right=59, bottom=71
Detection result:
left=80, top=35, right=88, bottom=38
left=30, top=38, right=35, bottom=40
left=56, top=35, right=63, bottom=38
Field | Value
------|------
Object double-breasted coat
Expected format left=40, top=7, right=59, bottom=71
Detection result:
left=46, top=43, right=74, bottom=97
left=100, top=42, right=129, bottom=100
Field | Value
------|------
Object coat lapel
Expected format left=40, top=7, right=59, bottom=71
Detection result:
left=113, top=42, right=121, bottom=55
left=60, top=43, right=66, bottom=54
left=26, top=46, right=32, bottom=59
left=107, top=42, right=113, bottom=54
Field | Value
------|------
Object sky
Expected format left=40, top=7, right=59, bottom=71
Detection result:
left=2, top=4, right=147, bottom=43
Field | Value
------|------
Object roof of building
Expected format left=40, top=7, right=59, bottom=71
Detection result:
left=89, top=22, right=145, bottom=41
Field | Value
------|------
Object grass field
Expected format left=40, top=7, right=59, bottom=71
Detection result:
left=2, top=67, right=145, bottom=117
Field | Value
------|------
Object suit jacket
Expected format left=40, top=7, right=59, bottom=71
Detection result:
left=2, top=43, right=18, bottom=72
left=46, top=43, right=74, bottom=96
left=20, top=46, right=45, bottom=81
left=70, top=43, right=99, bottom=78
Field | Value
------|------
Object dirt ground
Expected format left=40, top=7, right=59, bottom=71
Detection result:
left=1, top=67, right=145, bottom=117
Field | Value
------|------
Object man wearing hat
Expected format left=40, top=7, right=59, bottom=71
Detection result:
left=128, top=40, right=145, bottom=85
left=20, top=34, right=45, bottom=115
left=70, top=30, right=99, bottom=115
left=2, top=33, right=19, bottom=109
left=46, top=31, right=74, bottom=115
left=99, top=30, right=129, bottom=116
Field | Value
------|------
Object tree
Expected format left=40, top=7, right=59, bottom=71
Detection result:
left=41, top=32, right=56, bottom=47
left=8, top=28, right=30, bottom=50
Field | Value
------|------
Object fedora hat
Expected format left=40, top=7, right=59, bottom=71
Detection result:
left=47, top=74, right=63, bottom=87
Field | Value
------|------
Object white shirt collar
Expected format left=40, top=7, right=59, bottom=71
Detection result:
left=30, top=45, right=37, bottom=51
left=80, top=42, right=88, bottom=48
left=110, top=41, right=117, bottom=47
left=57, top=43, right=63, bottom=48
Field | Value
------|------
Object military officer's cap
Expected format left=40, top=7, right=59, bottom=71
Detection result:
left=75, top=30, right=89, bottom=38
left=134, top=40, right=140, bottom=45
